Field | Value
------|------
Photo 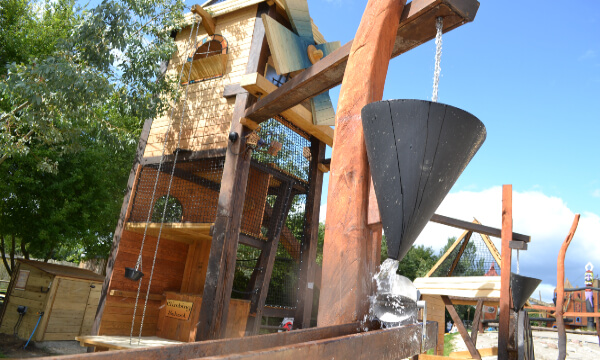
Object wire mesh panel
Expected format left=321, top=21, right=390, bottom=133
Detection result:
left=431, top=233, right=501, bottom=277
left=232, top=117, right=312, bottom=309
left=128, top=156, right=225, bottom=223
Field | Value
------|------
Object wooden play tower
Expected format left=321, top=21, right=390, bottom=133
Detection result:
left=72, top=0, right=486, bottom=358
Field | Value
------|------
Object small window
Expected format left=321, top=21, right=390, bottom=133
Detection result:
left=152, top=195, right=183, bottom=223
left=15, top=270, right=30, bottom=290
left=576, top=317, right=581, bottom=323
left=181, top=35, right=228, bottom=84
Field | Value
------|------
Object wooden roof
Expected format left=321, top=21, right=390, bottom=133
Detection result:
left=18, top=259, right=105, bottom=282
left=183, top=0, right=327, bottom=44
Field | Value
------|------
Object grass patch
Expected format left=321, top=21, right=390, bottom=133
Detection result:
left=427, top=332, right=462, bottom=356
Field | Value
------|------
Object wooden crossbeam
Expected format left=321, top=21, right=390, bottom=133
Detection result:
left=442, top=295, right=481, bottom=360
left=243, top=0, right=479, bottom=125
left=431, top=213, right=531, bottom=242
left=240, top=73, right=334, bottom=146
left=191, top=5, right=216, bottom=35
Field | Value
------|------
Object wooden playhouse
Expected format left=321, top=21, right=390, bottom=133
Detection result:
left=0, top=259, right=104, bottom=341
left=84, top=0, right=337, bottom=349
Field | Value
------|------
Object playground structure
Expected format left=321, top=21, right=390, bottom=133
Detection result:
left=15, top=0, right=556, bottom=358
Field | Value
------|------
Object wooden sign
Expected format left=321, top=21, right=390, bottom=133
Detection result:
left=165, top=299, right=193, bottom=320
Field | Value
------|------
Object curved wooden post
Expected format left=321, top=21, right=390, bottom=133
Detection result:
left=318, top=0, right=405, bottom=326
left=556, top=214, right=580, bottom=360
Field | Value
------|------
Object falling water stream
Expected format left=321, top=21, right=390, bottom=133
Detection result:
left=368, top=258, right=419, bottom=328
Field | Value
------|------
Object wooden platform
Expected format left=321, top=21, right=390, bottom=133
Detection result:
left=123, top=222, right=213, bottom=244
left=414, top=276, right=501, bottom=298
left=76, top=335, right=183, bottom=350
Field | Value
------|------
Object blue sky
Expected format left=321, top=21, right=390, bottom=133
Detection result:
left=309, top=0, right=600, bottom=301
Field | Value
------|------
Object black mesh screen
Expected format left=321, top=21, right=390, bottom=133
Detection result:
left=431, top=232, right=501, bottom=277
left=233, top=117, right=312, bottom=309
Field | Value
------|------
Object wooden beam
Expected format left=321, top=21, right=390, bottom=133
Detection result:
left=244, top=181, right=294, bottom=336
left=442, top=295, right=481, bottom=360
left=294, top=139, right=326, bottom=329
left=450, top=347, right=498, bottom=358
left=498, top=185, right=513, bottom=360
left=431, top=213, right=530, bottom=242
left=191, top=5, right=216, bottom=35
left=318, top=0, right=404, bottom=327
left=196, top=3, right=270, bottom=341
left=471, top=299, right=484, bottom=345
left=243, top=0, right=479, bottom=124
left=240, top=72, right=334, bottom=146
left=447, top=231, right=473, bottom=276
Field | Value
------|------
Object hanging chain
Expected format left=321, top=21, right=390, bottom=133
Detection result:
left=136, top=15, right=202, bottom=345
left=129, top=15, right=201, bottom=345
left=432, top=17, right=443, bottom=102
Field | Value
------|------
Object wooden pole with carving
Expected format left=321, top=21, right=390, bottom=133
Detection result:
left=318, top=0, right=405, bottom=326
left=556, top=214, right=580, bottom=360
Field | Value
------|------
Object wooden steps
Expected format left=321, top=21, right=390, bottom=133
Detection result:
left=124, top=222, right=213, bottom=245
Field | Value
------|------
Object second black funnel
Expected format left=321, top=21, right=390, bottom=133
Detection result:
left=511, top=273, right=542, bottom=311
left=362, top=100, right=486, bottom=261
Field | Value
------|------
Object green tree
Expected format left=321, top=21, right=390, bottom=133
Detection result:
left=1, top=0, right=185, bottom=167
left=0, top=0, right=187, bottom=275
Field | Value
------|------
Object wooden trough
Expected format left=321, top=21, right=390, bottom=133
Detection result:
left=45, top=321, right=438, bottom=359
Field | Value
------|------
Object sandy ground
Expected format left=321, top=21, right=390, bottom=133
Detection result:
left=450, top=330, right=600, bottom=359
left=0, top=333, right=86, bottom=358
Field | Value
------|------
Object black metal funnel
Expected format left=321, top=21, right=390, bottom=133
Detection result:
left=124, top=267, right=144, bottom=281
left=511, top=273, right=541, bottom=311
left=361, top=99, right=486, bottom=261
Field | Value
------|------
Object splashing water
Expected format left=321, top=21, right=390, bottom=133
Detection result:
left=369, top=258, right=418, bottom=327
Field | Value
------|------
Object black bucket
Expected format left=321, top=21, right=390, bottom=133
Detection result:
left=511, top=273, right=541, bottom=311
left=124, top=267, right=144, bottom=281
left=362, top=100, right=486, bottom=261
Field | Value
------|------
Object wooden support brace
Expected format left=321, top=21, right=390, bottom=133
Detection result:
left=471, top=299, right=484, bottom=345
left=245, top=181, right=294, bottom=336
left=240, top=72, right=334, bottom=146
left=191, top=5, right=216, bottom=35
left=442, top=295, right=481, bottom=360
left=447, top=231, right=473, bottom=276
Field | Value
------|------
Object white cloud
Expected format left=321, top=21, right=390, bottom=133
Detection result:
left=592, top=189, right=600, bottom=198
left=320, top=187, right=600, bottom=303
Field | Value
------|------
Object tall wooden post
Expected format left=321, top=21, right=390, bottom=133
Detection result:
left=196, top=3, right=270, bottom=341
left=294, top=139, right=326, bottom=329
left=498, top=184, right=513, bottom=360
left=318, top=0, right=405, bottom=326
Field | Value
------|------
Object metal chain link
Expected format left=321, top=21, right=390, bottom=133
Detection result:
left=432, top=17, right=443, bottom=102
left=129, top=15, right=202, bottom=344
left=136, top=16, right=203, bottom=345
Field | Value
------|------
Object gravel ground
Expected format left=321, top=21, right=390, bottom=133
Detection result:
left=0, top=333, right=86, bottom=358
left=450, top=330, right=600, bottom=360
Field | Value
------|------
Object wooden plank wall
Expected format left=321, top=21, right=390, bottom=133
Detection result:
left=0, top=263, right=52, bottom=339
left=144, top=6, right=258, bottom=157
left=422, top=294, right=445, bottom=355
left=98, top=231, right=188, bottom=336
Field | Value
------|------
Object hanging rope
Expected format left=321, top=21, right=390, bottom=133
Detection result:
left=432, top=17, right=443, bottom=102
left=129, top=15, right=202, bottom=344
